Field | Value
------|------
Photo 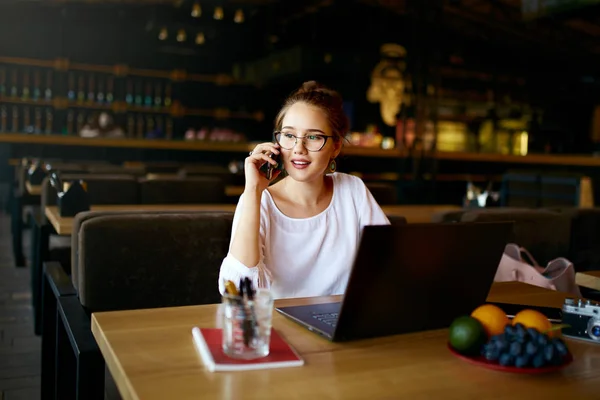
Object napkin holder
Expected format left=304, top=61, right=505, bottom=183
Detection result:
left=57, top=180, right=90, bottom=217
left=27, top=163, right=47, bottom=185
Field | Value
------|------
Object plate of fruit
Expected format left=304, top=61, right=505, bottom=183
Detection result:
left=448, top=304, right=573, bottom=373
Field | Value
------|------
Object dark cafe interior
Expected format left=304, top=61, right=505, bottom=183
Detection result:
left=3, top=0, right=600, bottom=398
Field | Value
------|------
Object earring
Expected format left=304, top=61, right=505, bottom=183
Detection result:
left=328, top=159, right=337, bottom=173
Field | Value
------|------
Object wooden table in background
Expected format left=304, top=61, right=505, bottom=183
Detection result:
left=45, top=204, right=462, bottom=235
left=92, top=282, right=600, bottom=400
left=44, top=204, right=237, bottom=235
left=28, top=183, right=245, bottom=198
left=382, top=204, right=461, bottom=223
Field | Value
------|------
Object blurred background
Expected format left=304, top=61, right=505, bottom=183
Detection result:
left=1, top=0, right=600, bottom=205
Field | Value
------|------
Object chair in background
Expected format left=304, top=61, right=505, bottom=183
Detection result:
left=42, top=211, right=233, bottom=400
left=31, top=174, right=140, bottom=335
left=500, top=172, right=540, bottom=208
left=459, top=208, right=571, bottom=267
left=387, top=215, right=407, bottom=226
left=366, top=182, right=398, bottom=205
left=139, top=176, right=226, bottom=204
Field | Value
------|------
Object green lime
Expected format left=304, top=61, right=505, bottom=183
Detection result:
left=449, top=316, right=486, bottom=356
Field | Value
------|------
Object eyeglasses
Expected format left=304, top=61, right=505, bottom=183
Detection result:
left=274, top=131, right=334, bottom=152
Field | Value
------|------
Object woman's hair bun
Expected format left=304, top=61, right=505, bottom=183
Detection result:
left=294, top=81, right=335, bottom=97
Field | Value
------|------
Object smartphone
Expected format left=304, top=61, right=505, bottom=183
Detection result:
left=259, top=152, right=283, bottom=180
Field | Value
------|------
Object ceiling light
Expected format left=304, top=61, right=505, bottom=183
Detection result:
left=195, top=32, right=205, bottom=45
left=158, top=27, right=168, bottom=40
left=191, top=2, right=201, bottom=18
left=176, top=29, right=186, bottom=42
left=234, top=9, right=244, bottom=23
left=213, top=6, right=224, bottom=20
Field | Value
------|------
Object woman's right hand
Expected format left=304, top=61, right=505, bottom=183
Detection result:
left=244, top=142, right=281, bottom=192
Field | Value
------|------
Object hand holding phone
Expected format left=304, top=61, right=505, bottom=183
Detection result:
left=259, top=152, right=283, bottom=180
left=245, top=142, right=283, bottom=190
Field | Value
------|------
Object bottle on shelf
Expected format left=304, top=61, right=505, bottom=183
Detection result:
left=45, top=70, right=52, bottom=101
left=45, top=108, right=53, bottom=134
left=0, top=68, right=7, bottom=97
left=134, top=80, right=143, bottom=106
left=144, top=82, right=152, bottom=108
left=67, top=73, right=76, bottom=101
left=166, top=117, right=173, bottom=139
left=126, top=114, right=135, bottom=137
left=87, top=74, right=95, bottom=103
left=10, top=70, right=18, bottom=98
left=125, top=79, right=133, bottom=105
left=11, top=106, right=18, bottom=132
left=164, top=83, right=172, bottom=107
left=23, top=106, right=31, bottom=133
left=106, top=76, right=114, bottom=104
left=136, top=114, right=144, bottom=138
left=77, top=74, right=85, bottom=103
left=66, top=110, right=74, bottom=135
left=34, top=107, right=42, bottom=134
left=76, top=111, right=86, bottom=133
left=156, top=115, right=164, bottom=137
left=33, top=70, right=41, bottom=101
left=97, top=75, right=105, bottom=104
left=154, top=82, right=162, bottom=108
left=21, top=70, right=30, bottom=100
left=0, top=106, right=7, bottom=132
left=145, top=115, right=155, bottom=137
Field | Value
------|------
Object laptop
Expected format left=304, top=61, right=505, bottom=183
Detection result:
left=276, top=222, right=514, bottom=342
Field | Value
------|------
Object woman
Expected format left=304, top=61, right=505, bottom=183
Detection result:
left=218, top=81, right=390, bottom=299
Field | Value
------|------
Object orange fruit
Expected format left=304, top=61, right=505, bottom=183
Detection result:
left=512, top=309, right=553, bottom=336
left=471, top=304, right=510, bottom=338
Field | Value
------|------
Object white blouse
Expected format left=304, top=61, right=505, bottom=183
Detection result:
left=217, top=172, right=390, bottom=299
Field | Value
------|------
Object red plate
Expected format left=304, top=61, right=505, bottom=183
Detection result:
left=447, top=343, right=573, bottom=374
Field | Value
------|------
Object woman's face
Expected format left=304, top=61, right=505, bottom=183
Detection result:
left=278, top=102, right=341, bottom=183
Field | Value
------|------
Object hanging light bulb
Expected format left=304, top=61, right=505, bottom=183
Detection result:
left=176, top=29, right=186, bottom=42
left=234, top=9, right=244, bottom=23
left=213, top=6, right=224, bottom=20
left=158, top=27, right=168, bottom=41
left=191, top=2, right=201, bottom=18
left=195, top=32, right=205, bottom=45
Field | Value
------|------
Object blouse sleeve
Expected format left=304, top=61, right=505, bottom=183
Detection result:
left=358, top=181, right=391, bottom=227
left=217, top=193, right=272, bottom=295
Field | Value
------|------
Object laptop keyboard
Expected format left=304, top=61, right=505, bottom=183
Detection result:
left=312, top=312, right=339, bottom=328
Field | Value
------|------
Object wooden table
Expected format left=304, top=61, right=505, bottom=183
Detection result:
left=27, top=182, right=244, bottom=198
left=576, top=270, right=600, bottom=291
left=25, top=181, right=42, bottom=195
left=45, top=204, right=462, bottom=235
left=92, top=282, right=600, bottom=400
left=45, top=204, right=238, bottom=235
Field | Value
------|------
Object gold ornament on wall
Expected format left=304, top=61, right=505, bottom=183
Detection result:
left=367, top=43, right=411, bottom=127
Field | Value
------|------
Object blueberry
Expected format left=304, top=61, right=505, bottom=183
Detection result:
left=484, top=347, right=500, bottom=362
left=525, top=341, right=538, bottom=356
left=514, top=323, right=527, bottom=338
left=499, top=353, right=514, bottom=366
left=494, top=337, right=508, bottom=352
left=544, top=344, right=555, bottom=362
left=504, top=325, right=516, bottom=336
left=515, top=354, right=530, bottom=368
left=527, top=327, right=540, bottom=339
left=537, top=334, right=549, bottom=347
left=552, top=338, right=569, bottom=357
left=509, top=341, right=523, bottom=356
left=532, top=353, right=546, bottom=368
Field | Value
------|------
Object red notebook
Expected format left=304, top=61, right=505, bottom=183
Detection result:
left=191, top=327, right=304, bottom=372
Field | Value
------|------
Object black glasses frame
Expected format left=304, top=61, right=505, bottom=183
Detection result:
left=273, top=131, right=335, bottom=152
